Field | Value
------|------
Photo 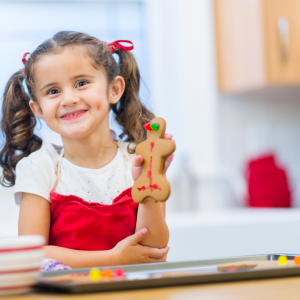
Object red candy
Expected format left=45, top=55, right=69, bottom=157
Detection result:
left=115, top=268, right=125, bottom=277
left=143, top=122, right=153, bottom=131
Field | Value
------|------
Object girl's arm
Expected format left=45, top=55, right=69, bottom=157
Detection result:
left=19, top=193, right=168, bottom=268
left=135, top=200, right=169, bottom=249
left=133, top=134, right=175, bottom=249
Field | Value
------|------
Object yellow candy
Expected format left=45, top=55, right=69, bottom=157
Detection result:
left=89, top=268, right=102, bottom=280
left=278, top=255, right=288, bottom=266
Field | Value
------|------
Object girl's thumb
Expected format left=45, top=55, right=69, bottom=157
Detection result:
left=131, top=228, right=148, bottom=244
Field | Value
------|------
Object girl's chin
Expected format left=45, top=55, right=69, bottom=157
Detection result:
left=63, top=132, right=89, bottom=139
left=60, top=128, right=90, bottom=139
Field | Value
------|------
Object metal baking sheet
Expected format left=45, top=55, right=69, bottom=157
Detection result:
left=37, top=253, right=300, bottom=293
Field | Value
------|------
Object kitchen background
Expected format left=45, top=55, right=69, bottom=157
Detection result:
left=1, top=0, right=300, bottom=261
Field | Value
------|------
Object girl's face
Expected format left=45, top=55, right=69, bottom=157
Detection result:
left=30, top=46, right=124, bottom=140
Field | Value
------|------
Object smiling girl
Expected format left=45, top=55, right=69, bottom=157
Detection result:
left=0, top=31, right=174, bottom=269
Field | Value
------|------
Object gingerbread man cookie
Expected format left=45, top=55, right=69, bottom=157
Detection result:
left=132, top=117, right=176, bottom=204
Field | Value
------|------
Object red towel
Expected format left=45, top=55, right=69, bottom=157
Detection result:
left=246, top=154, right=291, bottom=207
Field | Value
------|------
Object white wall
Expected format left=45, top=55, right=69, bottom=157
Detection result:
left=0, top=186, right=19, bottom=237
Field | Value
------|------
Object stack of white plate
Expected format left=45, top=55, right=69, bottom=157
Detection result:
left=0, top=235, right=45, bottom=296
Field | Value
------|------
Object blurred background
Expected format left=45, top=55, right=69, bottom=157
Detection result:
left=1, top=0, right=300, bottom=262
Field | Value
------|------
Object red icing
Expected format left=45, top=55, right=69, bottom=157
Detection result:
left=137, top=185, right=161, bottom=191
left=144, top=122, right=152, bottom=131
left=137, top=143, right=161, bottom=192
left=150, top=142, right=154, bottom=152
left=150, top=184, right=161, bottom=190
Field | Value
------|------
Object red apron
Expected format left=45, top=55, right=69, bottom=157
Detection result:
left=48, top=142, right=138, bottom=251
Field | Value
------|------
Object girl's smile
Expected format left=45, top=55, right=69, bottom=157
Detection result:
left=60, top=110, right=88, bottom=121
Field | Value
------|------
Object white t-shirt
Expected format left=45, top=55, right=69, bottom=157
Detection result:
left=14, top=140, right=135, bottom=206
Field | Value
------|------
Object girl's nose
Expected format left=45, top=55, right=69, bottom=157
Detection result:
left=61, top=89, right=80, bottom=106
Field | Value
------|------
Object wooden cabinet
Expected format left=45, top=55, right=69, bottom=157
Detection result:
left=214, top=0, right=300, bottom=93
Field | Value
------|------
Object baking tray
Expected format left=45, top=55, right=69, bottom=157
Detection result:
left=37, top=253, right=300, bottom=293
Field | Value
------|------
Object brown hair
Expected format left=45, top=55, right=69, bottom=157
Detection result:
left=0, top=31, right=154, bottom=187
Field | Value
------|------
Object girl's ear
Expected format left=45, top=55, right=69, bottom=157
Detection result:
left=109, top=76, right=125, bottom=104
left=29, top=100, right=44, bottom=120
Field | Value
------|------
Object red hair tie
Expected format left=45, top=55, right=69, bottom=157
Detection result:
left=104, top=40, right=134, bottom=53
left=22, top=52, right=30, bottom=65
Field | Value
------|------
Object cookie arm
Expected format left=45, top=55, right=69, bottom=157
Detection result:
left=161, top=140, right=176, bottom=158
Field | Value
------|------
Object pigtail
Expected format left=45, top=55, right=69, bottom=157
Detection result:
left=0, top=71, right=42, bottom=187
left=112, top=50, right=154, bottom=153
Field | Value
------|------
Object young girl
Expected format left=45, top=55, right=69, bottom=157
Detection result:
left=0, top=31, right=174, bottom=269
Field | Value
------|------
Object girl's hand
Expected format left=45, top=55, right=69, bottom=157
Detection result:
left=112, top=228, right=169, bottom=265
left=132, top=134, right=175, bottom=181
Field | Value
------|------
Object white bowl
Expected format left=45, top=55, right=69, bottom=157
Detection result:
left=0, top=235, right=45, bottom=250
left=0, top=260, right=41, bottom=272
left=0, top=236, right=45, bottom=296
left=0, top=270, right=40, bottom=287
left=0, top=249, right=44, bottom=267
left=0, top=270, right=41, bottom=296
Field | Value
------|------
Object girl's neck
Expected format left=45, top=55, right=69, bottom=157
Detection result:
left=61, top=129, right=118, bottom=170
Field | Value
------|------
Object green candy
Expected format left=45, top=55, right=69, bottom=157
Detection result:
left=150, top=122, right=159, bottom=131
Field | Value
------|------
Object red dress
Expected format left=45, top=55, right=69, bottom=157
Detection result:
left=48, top=143, right=138, bottom=251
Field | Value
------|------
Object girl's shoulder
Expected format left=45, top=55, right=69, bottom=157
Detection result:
left=14, top=141, right=60, bottom=205
left=16, top=141, right=60, bottom=170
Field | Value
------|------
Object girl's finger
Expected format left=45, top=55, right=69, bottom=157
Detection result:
left=128, top=228, right=148, bottom=245
left=132, top=155, right=144, bottom=181
left=132, top=155, right=144, bottom=168
left=149, top=254, right=168, bottom=263
left=162, top=154, right=174, bottom=174
left=164, top=133, right=173, bottom=140
left=146, top=246, right=170, bottom=259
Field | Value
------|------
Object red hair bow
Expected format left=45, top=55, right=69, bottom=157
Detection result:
left=22, top=52, right=30, bottom=65
left=104, top=40, right=134, bottom=53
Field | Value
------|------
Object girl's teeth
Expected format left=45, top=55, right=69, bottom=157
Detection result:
left=65, top=111, right=83, bottom=117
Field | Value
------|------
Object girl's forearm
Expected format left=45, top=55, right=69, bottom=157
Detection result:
left=135, top=201, right=169, bottom=248
left=44, top=245, right=118, bottom=269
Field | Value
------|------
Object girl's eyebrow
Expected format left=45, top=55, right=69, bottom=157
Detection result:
left=71, top=74, right=95, bottom=79
left=40, top=74, right=95, bottom=92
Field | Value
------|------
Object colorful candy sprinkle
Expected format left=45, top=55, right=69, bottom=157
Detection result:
left=143, top=122, right=152, bottom=131
left=115, top=268, right=125, bottom=277
left=89, top=268, right=102, bottom=280
left=102, top=268, right=114, bottom=278
left=278, top=255, right=288, bottom=265
left=150, top=122, right=159, bottom=131
left=294, top=256, right=300, bottom=265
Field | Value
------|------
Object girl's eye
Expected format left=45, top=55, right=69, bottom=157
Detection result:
left=76, top=80, right=89, bottom=88
left=48, top=88, right=60, bottom=95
